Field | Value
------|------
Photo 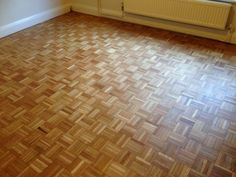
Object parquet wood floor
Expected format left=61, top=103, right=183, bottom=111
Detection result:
left=0, top=12, right=236, bottom=177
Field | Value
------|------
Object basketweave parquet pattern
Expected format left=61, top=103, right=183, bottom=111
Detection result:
left=0, top=12, right=236, bottom=177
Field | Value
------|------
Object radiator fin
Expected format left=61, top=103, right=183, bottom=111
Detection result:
left=124, top=0, right=232, bottom=30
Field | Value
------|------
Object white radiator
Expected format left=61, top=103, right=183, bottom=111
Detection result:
left=123, top=0, right=232, bottom=30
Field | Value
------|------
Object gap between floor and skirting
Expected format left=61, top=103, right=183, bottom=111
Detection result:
left=0, top=4, right=71, bottom=39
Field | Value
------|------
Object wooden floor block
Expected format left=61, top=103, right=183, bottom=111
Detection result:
left=0, top=12, right=236, bottom=177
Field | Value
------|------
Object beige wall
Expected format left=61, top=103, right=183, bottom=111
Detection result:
left=0, top=0, right=70, bottom=26
left=100, top=0, right=123, bottom=17
left=71, top=0, right=98, bottom=15
left=230, top=4, right=236, bottom=43
left=72, top=0, right=123, bottom=17
left=71, top=0, right=97, bottom=9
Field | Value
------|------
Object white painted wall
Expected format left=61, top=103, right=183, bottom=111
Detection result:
left=0, top=0, right=70, bottom=26
left=0, top=0, right=71, bottom=38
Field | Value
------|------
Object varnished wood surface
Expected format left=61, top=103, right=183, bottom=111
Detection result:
left=0, top=12, right=236, bottom=177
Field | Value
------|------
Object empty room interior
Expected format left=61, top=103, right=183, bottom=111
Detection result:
left=1, top=0, right=236, bottom=177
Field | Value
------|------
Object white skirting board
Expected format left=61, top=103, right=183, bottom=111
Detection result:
left=100, top=9, right=123, bottom=18
left=123, top=14, right=232, bottom=43
left=0, top=4, right=71, bottom=38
